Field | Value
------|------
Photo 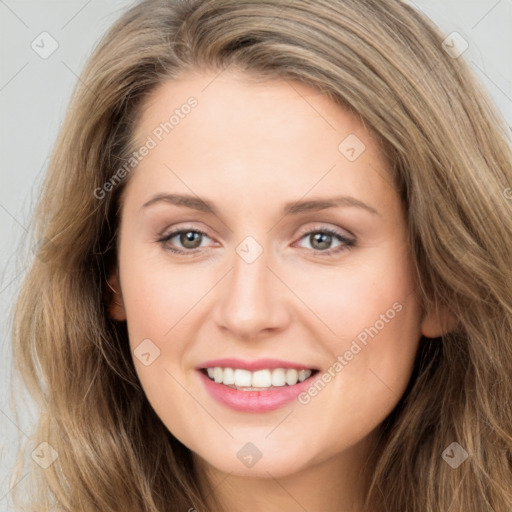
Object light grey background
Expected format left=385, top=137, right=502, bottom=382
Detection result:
left=1, top=0, right=511, bottom=509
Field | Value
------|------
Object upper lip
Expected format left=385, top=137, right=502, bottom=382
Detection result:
left=197, top=358, right=318, bottom=372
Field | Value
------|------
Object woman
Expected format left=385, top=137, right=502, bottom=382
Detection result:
left=11, top=0, right=512, bottom=510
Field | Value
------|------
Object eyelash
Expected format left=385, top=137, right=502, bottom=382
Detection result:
left=156, top=225, right=356, bottom=258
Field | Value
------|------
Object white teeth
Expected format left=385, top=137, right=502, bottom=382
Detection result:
left=271, top=368, right=286, bottom=387
left=285, top=369, right=298, bottom=385
left=298, top=369, right=309, bottom=382
left=252, top=369, right=272, bottom=387
left=213, top=367, right=223, bottom=383
left=222, top=367, right=235, bottom=385
left=233, top=369, right=252, bottom=387
left=204, top=367, right=313, bottom=389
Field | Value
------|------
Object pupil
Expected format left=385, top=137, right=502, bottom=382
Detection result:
left=312, top=232, right=331, bottom=250
left=182, top=231, right=201, bottom=248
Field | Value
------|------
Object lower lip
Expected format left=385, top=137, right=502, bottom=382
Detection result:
left=197, top=370, right=318, bottom=413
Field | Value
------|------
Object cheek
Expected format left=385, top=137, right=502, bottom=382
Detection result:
left=119, top=244, right=208, bottom=344
left=287, top=293, right=421, bottom=464
left=288, top=242, right=419, bottom=346
left=292, top=244, right=422, bottom=416
left=118, top=250, right=202, bottom=433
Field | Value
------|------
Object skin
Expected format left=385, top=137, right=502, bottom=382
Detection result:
left=107, top=69, right=454, bottom=512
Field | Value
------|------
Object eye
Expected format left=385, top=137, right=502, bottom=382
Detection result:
left=157, top=227, right=212, bottom=254
left=293, top=227, right=355, bottom=256
left=157, top=225, right=356, bottom=257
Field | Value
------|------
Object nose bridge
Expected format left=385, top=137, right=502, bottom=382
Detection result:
left=231, top=234, right=272, bottom=310
left=215, top=233, right=286, bottom=338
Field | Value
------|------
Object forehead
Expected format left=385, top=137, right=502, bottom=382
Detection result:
left=123, top=70, right=394, bottom=212
left=133, top=68, right=380, bottom=154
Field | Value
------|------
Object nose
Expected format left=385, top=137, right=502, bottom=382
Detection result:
left=213, top=241, right=291, bottom=340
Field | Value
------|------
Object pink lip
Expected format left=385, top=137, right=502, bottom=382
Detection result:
left=197, top=369, right=320, bottom=413
left=196, top=358, right=317, bottom=372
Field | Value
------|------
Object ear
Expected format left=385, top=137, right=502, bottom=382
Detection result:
left=421, top=304, right=458, bottom=338
left=105, top=268, right=126, bottom=322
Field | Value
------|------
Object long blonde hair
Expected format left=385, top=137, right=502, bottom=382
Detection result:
left=11, top=0, right=512, bottom=510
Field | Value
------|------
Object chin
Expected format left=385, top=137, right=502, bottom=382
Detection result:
left=194, top=441, right=313, bottom=479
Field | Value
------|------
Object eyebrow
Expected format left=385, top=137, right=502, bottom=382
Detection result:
left=141, top=193, right=380, bottom=217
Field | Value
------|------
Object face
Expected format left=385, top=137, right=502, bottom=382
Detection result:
left=109, top=69, right=427, bottom=480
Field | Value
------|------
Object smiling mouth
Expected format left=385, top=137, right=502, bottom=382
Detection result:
left=200, top=367, right=319, bottom=391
